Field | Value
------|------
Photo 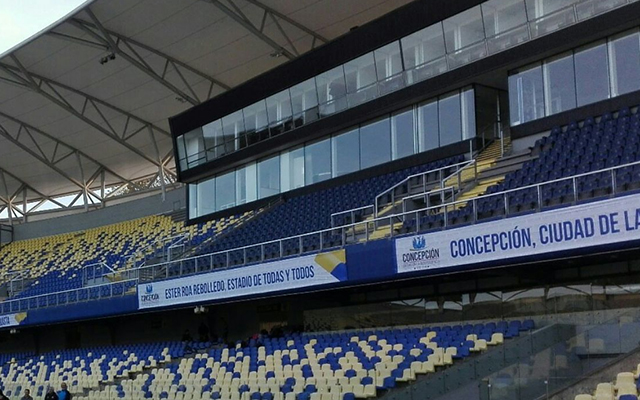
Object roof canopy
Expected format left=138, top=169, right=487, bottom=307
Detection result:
left=0, top=0, right=410, bottom=219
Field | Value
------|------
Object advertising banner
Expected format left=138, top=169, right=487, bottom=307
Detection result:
left=0, top=312, right=27, bottom=328
left=138, top=250, right=347, bottom=309
left=396, top=194, right=640, bottom=273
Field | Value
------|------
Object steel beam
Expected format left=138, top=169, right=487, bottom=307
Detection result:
left=206, top=0, right=296, bottom=59
left=0, top=59, right=176, bottom=180
left=65, top=9, right=229, bottom=105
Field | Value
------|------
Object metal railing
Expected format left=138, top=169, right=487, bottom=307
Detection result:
left=373, top=159, right=477, bottom=218
left=330, top=159, right=477, bottom=228
left=0, top=159, right=635, bottom=311
left=82, top=262, right=115, bottom=286
left=127, top=159, right=640, bottom=283
left=0, top=279, right=137, bottom=314
left=329, top=205, right=375, bottom=228
left=4, top=270, right=30, bottom=298
left=124, top=233, right=190, bottom=269
left=331, top=121, right=502, bottom=228
left=400, top=186, right=457, bottom=216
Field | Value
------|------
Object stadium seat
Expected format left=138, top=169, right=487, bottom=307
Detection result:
left=0, top=213, right=253, bottom=304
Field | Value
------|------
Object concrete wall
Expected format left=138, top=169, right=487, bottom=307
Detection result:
left=13, top=188, right=186, bottom=241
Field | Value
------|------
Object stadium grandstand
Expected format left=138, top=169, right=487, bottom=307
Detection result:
left=2, top=0, right=640, bottom=399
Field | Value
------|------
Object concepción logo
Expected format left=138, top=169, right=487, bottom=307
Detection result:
left=401, top=235, right=440, bottom=268
left=140, top=283, right=160, bottom=304
left=412, top=236, right=426, bottom=251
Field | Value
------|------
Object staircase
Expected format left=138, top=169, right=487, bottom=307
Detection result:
left=364, top=137, right=514, bottom=240
left=445, top=137, right=538, bottom=213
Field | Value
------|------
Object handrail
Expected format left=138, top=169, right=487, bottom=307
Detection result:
left=400, top=186, right=457, bottom=216
left=0, top=279, right=138, bottom=313
left=373, top=159, right=475, bottom=215
left=330, top=159, right=475, bottom=227
left=124, top=233, right=190, bottom=268
left=368, top=119, right=500, bottom=221
left=330, top=205, right=374, bottom=222
left=129, top=159, right=640, bottom=281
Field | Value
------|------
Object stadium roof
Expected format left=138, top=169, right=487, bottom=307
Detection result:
left=0, top=0, right=410, bottom=220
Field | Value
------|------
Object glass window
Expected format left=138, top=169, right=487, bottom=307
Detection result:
left=482, top=0, right=528, bottom=37
left=575, top=41, right=610, bottom=107
left=360, top=118, right=391, bottom=169
left=508, top=64, right=545, bottom=126
left=221, top=111, right=244, bottom=153
left=401, top=24, right=447, bottom=83
left=608, top=30, right=640, bottom=97
left=439, top=92, right=462, bottom=146
left=202, top=119, right=225, bottom=160
left=418, top=100, right=439, bottom=152
left=266, top=89, right=293, bottom=134
left=482, top=0, right=529, bottom=53
left=196, top=177, right=216, bottom=217
left=290, top=78, right=319, bottom=125
left=184, top=128, right=205, bottom=168
left=391, top=108, right=416, bottom=160
left=215, top=170, right=236, bottom=211
left=243, top=101, right=268, bottom=145
left=280, top=146, right=305, bottom=192
left=188, top=184, right=197, bottom=218
left=576, top=0, right=628, bottom=21
left=375, top=42, right=403, bottom=79
left=344, top=53, right=378, bottom=107
left=236, top=163, right=257, bottom=205
left=375, top=42, right=404, bottom=95
left=543, top=53, right=576, bottom=115
left=258, top=155, right=280, bottom=199
left=461, top=88, right=476, bottom=140
left=443, top=6, right=486, bottom=52
left=525, top=0, right=576, bottom=38
left=525, top=0, right=576, bottom=19
left=305, top=138, right=332, bottom=185
left=316, top=66, right=348, bottom=117
left=332, top=129, right=360, bottom=177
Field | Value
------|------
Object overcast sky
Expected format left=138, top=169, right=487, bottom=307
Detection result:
left=0, top=0, right=89, bottom=57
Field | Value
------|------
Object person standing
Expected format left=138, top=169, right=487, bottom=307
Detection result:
left=57, top=383, right=72, bottom=400
left=44, top=387, right=57, bottom=400
left=21, top=388, right=33, bottom=400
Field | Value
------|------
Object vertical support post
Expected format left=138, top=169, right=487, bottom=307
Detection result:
left=611, top=169, right=616, bottom=196
left=537, top=185, right=542, bottom=211
left=472, top=199, right=477, bottom=223
left=504, top=194, right=509, bottom=217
